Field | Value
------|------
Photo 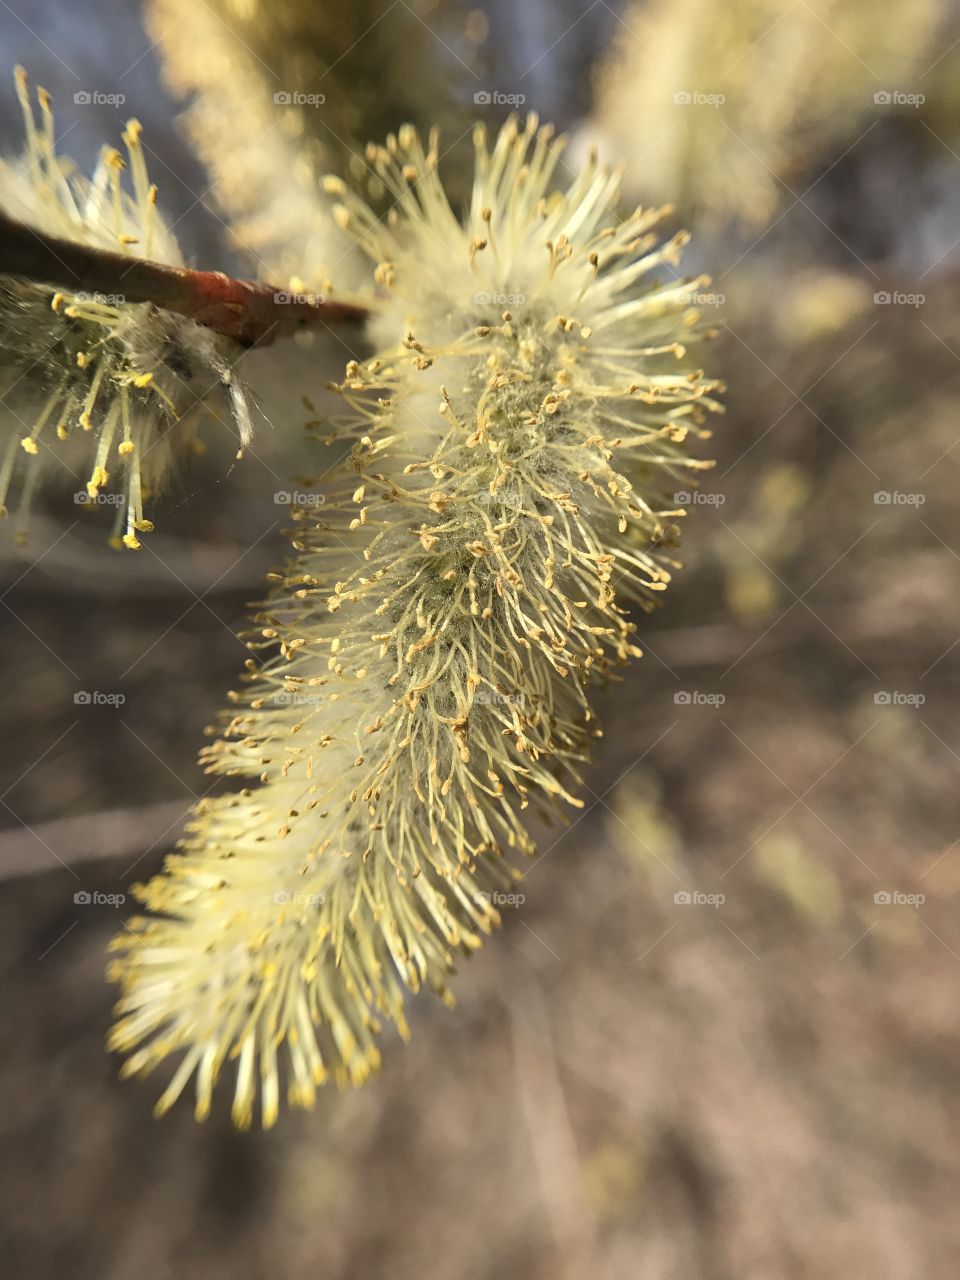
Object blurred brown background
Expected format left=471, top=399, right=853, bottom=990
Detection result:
left=2, top=2, right=960, bottom=1277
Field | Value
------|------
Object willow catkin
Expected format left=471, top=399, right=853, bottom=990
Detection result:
left=0, top=70, right=252, bottom=547
left=109, top=116, right=723, bottom=1127
left=593, top=0, right=943, bottom=227
left=145, top=0, right=470, bottom=292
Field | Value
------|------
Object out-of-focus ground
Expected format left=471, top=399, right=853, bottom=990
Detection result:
left=1, top=2, right=960, bottom=1278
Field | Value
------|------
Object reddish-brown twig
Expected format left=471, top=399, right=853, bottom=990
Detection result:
left=0, top=209, right=368, bottom=347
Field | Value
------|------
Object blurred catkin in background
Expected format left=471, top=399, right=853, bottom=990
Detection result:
left=144, top=0, right=479, bottom=290
left=593, top=0, right=945, bottom=225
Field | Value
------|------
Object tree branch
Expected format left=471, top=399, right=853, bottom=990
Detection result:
left=0, top=209, right=368, bottom=347
left=0, top=798, right=191, bottom=881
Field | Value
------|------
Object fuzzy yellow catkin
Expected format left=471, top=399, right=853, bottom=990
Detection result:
left=0, top=70, right=252, bottom=548
left=145, top=0, right=470, bottom=293
left=108, top=116, right=723, bottom=1128
left=593, top=0, right=943, bottom=226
